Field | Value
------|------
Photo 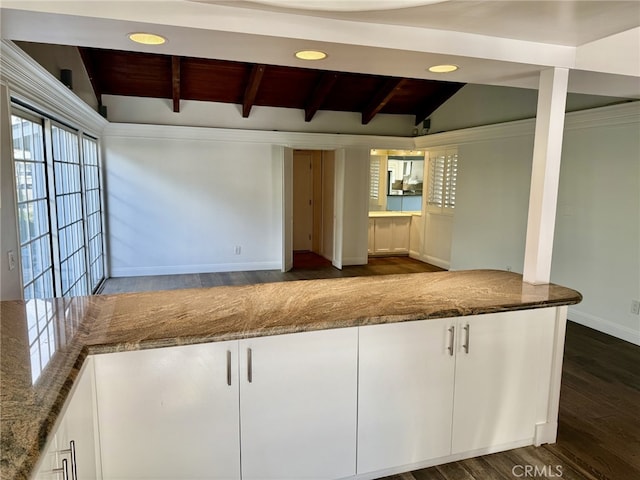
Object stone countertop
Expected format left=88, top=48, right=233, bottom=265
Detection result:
left=368, top=211, right=420, bottom=217
left=0, top=270, right=582, bottom=480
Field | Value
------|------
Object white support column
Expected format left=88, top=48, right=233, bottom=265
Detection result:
left=523, top=67, right=569, bottom=285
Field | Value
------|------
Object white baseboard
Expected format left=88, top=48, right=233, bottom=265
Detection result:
left=343, top=256, right=368, bottom=266
left=424, top=255, right=450, bottom=270
left=534, top=421, right=558, bottom=446
left=110, top=261, right=281, bottom=277
left=347, top=438, right=533, bottom=480
left=568, top=308, right=640, bottom=346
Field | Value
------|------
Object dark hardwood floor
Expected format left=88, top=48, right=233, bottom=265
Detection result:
left=99, top=255, right=444, bottom=294
left=98, top=255, right=640, bottom=480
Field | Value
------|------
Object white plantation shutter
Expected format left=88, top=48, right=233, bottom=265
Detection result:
left=428, top=153, right=445, bottom=208
left=428, top=149, right=457, bottom=213
left=444, top=152, right=458, bottom=210
left=370, top=157, right=380, bottom=200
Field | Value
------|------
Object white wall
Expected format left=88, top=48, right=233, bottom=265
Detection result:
left=552, top=119, right=640, bottom=344
left=0, top=83, right=22, bottom=300
left=103, top=95, right=416, bottom=137
left=423, top=212, right=455, bottom=270
left=439, top=103, right=640, bottom=345
left=340, top=147, right=370, bottom=266
left=428, top=84, right=632, bottom=134
left=450, top=135, right=534, bottom=273
left=104, top=127, right=283, bottom=276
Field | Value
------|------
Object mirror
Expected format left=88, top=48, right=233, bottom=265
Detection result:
left=370, top=150, right=425, bottom=212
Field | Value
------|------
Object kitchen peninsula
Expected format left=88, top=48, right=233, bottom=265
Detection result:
left=1, top=270, right=581, bottom=480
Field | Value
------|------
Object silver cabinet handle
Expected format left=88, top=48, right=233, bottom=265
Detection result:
left=59, top=440, right=76, bottom=480
left=69, top=440, right=77, bottom=480
left=226, top=350, right=232, bottom=386
left=53, top=458, right=69, bottom=480
left=447, top=326, right=455, bottom=356
left=247, top=348, right=253, bottom=383
left=463, top=324, right=470, bottom=354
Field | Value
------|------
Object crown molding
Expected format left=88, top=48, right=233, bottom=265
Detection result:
left=106, top=99, right=638, bottom=151
left=562, top=101, right=640, bottom=131
left=414, top=101, right=639, bottom=148
left=0, top=40, right=107, bottom=136
left=103, top=122, right=415, bottom=150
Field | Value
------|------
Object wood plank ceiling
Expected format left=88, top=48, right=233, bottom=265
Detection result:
left=79, top=47, right=464, bottom=125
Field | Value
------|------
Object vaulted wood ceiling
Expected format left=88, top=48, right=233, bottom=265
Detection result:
left=79, top=47, right=464, bottom=126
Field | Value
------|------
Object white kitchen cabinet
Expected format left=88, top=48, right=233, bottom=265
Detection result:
left=239, top=327, right=358, bottom=480
left=451, top=309, right=555, bottom=454
left=32, top=358, right=100, bottom=480
left=31, top=432, right=62, bottom=480
left=94, top=341, right=241, bottom=480
left=93, top=329, right=358, bottom=480
left=56, top=357, right=101, bottom=480
left=34, top=307, right=562, bottom=480
left=357, top=309, right=557, bottom=476
left=368, top=218, right=375, bottom=254
left=370, top=216, right=411, bottom=255
left=357, top=318, right=455, bottom=474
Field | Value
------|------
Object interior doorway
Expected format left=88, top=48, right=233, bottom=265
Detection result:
left=291, top=149, right=335, bottom=270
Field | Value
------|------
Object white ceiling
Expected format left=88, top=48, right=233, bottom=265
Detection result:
left=214, top=0, right=640, bottom=46
left=1, top=0, right=639, bottom=98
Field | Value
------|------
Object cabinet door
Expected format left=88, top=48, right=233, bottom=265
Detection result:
left=94, top=341, right=241, bottom=480
left=391, top=217, right=411, bottom=253
left=57, top=357, right=101, bottom=479
left=368, top=218, right=375, bottom=254
left=452, top=310, right=552, bottom=453
left=373, top=217, right=393, bottom=253
left=357, top=319, right=455, bottom=474
left=31, top=433, right=61, bottom=480
left=239, top=328, right=358, bottom=480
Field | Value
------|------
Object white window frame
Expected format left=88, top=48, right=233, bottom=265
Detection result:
left=11, top=104, right=106, bottom=299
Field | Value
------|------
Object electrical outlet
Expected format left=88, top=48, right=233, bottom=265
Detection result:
left=631, top=300, right=640, bottom=315
left=7, top=250, right=16, bottom=271
left=506, top=265, right=512, bottom=272
left=234, top=245, right=242, bottom=255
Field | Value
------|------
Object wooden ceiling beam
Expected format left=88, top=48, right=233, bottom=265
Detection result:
left=172, top=56, right=181, bottom=113
left=243, top=64, right=266, bottom=118
left=362, top=77, right=408, bottom=125
left=304, top=72, right=340, bottom=122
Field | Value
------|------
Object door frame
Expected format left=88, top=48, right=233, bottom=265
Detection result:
left=281, top=148, right=342, bottom=271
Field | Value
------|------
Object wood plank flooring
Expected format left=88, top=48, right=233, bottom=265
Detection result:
left=98, top=256, right=640, bottom=480
left=99, top=255, right=444, bottom=294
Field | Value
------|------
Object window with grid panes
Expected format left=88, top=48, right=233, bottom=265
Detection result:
left=11, top=114, right=55, bottom=300
left=52, top=124, right=88, bottom=297
left=12, top=105, right=106, bottom=301
left=83, top=137, right=104, bottom=292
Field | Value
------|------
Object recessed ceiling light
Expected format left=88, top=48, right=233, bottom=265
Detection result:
left=295, top=50, right=328, bottom=61
left=128, top=32, right=167, bottom=45
left=428, top=64, right=459, bottom=73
